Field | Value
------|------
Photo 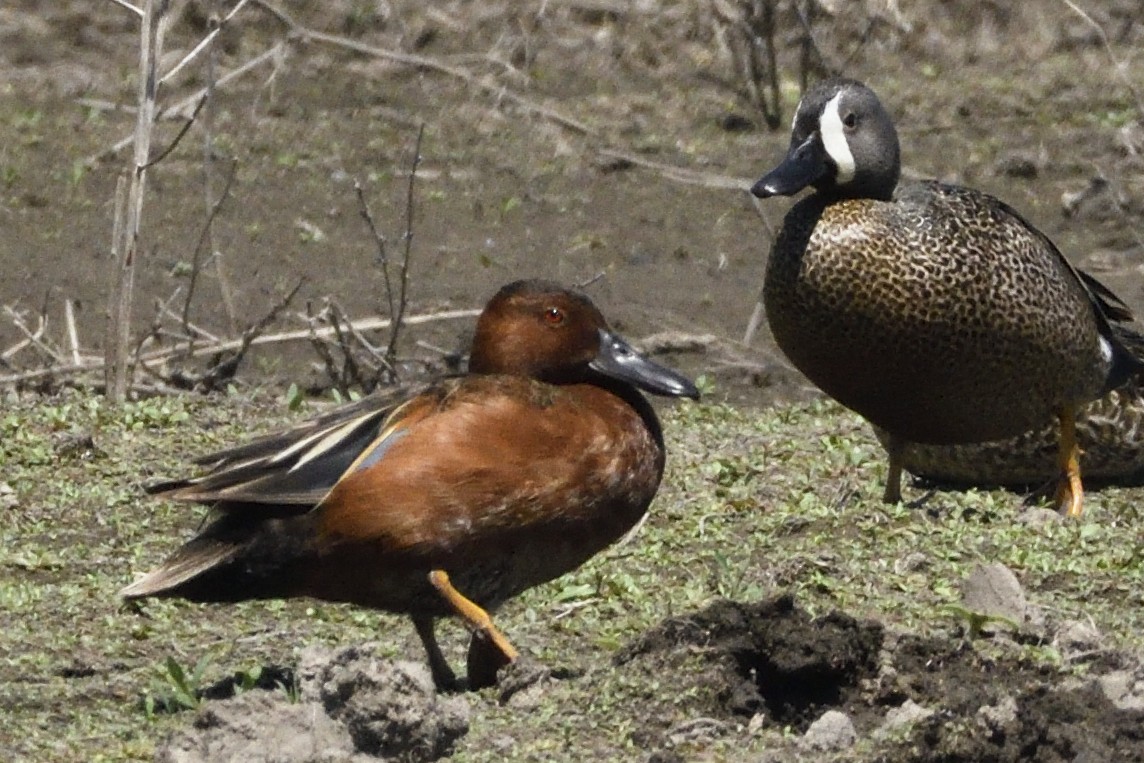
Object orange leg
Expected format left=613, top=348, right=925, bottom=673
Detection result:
left=428, top=570, right=519, bottom=675
left=1053, top=409, right=1084, bottom=517
left=882, top=435, right=904, bottom=504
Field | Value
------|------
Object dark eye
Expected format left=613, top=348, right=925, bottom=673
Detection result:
left=544, top=307, right=564, bottom=325
left=842, top=112, right=857, bottom=129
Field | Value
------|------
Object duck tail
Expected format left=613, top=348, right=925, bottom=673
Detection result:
left=119, top=536, right=239, bottom=599
left=120, top=513, right=311, bottom=602
left=1103, top=325, right=1144, bottom=395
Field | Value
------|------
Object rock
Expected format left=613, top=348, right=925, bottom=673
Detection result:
left=665, top=717, right=729, bottom=747
left=994, top=151, right=1039, bottom=178
left=1053, top=619, right=1103, bottom=654
left=1016, top=507, right=1062, bottom=526
left=157, top=690, right=363, bottom=763
left=960, top=562, right=1029, bottom=631
left=799, top=710, right=855, bottom=751
left=894, top=551, right=928, bottom=574
left=875, top=699, right=933, bottom=739
left=1098, top=670, right=1144, bottom=711
left=976, top=694, right=1018, bottom=733
left=0, top=482, right=16, bottom=510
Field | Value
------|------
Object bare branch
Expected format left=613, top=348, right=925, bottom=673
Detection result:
left=90, top=41, right=288, bottom=163
left=182, top=157, right=238, bottom=335
left=2, top=309, right=481, bottom=387
left=354, top=182, right=395, bottom=325
left=251, top=0, right=595, bottom=136
left=596, top=149, right=752, bottom=191
left=159, top=0, right=253, bottom=85
left=1059, top=0, right=1144, bottom=119
left=386, top=125, right=424, bottom=367
left=4, top=307, right=57, bottom=363
left=142, top=93, right=208, bottom=169
left=64, top=300, right=81, bottom=366
left=107, top=0, right=144, bottom=18
left=105, top=0, right=170, bottom=402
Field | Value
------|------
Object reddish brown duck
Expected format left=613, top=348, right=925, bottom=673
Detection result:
left=121, top=280, right=698, bottom=689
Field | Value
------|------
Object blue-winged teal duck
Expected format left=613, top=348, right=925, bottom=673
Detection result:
left=121, top=280, right=699, bottom=689
left=752, top=77, right=1143, bottom=516
left=875, top=326, right=1144, bottom=488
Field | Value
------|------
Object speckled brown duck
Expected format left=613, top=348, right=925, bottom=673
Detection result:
left=752, top=77, right=1143, bottom=515
left=874, top=325, right=1144, bottom=488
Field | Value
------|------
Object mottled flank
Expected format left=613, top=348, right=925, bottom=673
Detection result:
left=877, top=366, right=1144, bottom=486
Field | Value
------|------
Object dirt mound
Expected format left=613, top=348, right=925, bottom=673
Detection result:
left=614, top=595, right=1144, bottom=761
left=157, top=644, right=469, bottom=763
left=617, top=594, right=882, bottom=731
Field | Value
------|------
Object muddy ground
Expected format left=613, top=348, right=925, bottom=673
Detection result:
left=3, top=1, right=1144, bottom=761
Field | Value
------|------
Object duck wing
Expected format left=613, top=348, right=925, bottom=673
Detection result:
left=147, top=381, right=439, bottom=508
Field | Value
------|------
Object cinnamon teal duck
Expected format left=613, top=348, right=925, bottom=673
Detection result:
left=121, top=280, right=699, bottom=689
left=874, top=325, right=1144, bottom=488
left=751, top=77, right=1143, bottom=516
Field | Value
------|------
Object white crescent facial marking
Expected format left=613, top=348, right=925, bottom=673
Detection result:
left=820, top=92, right=856, bottom=185
left=1099, top=335, right=1113, bottom=365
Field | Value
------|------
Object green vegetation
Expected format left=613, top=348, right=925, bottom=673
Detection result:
left=3, top=388, right=1143, bottom=761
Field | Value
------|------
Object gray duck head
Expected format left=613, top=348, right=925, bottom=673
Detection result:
left=752, top=78, right=901, bottom=202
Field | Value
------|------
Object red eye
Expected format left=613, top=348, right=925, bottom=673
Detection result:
left=545, top=307, right=564, bottom=325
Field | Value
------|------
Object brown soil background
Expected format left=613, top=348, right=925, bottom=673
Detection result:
left=5, top=1, right=1143, bottom=405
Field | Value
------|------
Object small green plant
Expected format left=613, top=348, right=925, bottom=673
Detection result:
left=143, top=655, right=210, bottom=718
left=285, top=383, right=306, bottom=411
left=114, top=399, right=190, bottom=430
left=232, top=665, right=262, bottom=693
left=944, top=605, right=1020, bottom=640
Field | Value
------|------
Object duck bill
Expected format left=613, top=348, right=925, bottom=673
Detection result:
left=751, top=133, right=827, bottom=198
left=590, top=329, right=700, bottom=399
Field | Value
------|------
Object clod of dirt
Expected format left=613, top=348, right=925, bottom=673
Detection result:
left=975, top=693, right=1018, bottom=734
left=892, top=637, right=1144, bottom=762
left=495, top=654, right=554, bottom=709
left=799, top=709, right=856, bottom=751
left=158, top=644, right=469, bottom=762
left=157, top=691, right=358, bottom=763
left=960, top=562, right=1032, bottom=632
left=620, top=595, right=1144, bottom=761
left=1098, top=670, right=1144, bottom=711
left=874, top=699, right=934, bottom=739
left=1053, top=618, right=1103, bottom=657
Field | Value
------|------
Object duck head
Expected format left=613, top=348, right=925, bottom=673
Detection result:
left=752, top=78, right=901, bottom=202
left=469, top=280, right=700, bottom=399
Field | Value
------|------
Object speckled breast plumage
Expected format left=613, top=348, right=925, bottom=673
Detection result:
left=764, top=180, right=1109, bottom=445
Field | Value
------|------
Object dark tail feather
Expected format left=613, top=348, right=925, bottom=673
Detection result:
left=120, top=514, right=311, bottom=603
left=120, top=537, right=239, bottom=599
left=1080, top=270, right=1135, bottom=323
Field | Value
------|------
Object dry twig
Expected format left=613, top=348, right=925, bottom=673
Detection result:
left=251, top=0, right=595, bottom=137
left=104, top=0, right=168, bottom=402
left=1059, top=0, right=1144, bottom=119
left=1, top=309, right=480, bottom=388
left=597, top=149, right=752, bottom=191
